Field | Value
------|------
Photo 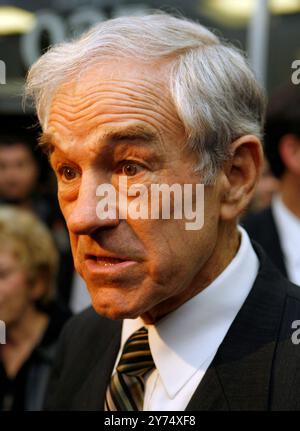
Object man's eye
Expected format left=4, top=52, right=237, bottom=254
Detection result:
left=118, top=162, right=144, bottom=177
left=58, top=165, right=78, bottom=181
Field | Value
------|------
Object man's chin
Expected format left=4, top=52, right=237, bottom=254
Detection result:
left=91, top=300, right=141, bottom=321
left=85, top=278, right=156, bottom=321
left=88, top=287, right=144, bottom=321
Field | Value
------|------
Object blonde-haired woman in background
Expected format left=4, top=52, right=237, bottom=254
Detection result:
left=0, top=206, right=71, bottom=411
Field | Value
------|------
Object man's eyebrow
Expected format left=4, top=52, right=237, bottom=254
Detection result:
left=38, top=125, right=159, bottom=157
left=38, top=132, right=55, bottom=156
left=102, top=126, right=158, bottom=144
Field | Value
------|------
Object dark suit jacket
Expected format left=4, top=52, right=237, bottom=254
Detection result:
left=44, top=243, right=300, bottom=411
left=242, top=207, right=287, bottom=277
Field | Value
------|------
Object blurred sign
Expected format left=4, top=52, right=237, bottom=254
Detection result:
left=0, top=3, right=150, bottom=112
left=20, top=4, right=149, bottom=69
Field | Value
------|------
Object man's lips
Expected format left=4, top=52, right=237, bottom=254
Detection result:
left=83, top=253, right=138, bottom=275
left=84, top=253, right=134, bottom=264
left=85, top=254, right=128, bottom=266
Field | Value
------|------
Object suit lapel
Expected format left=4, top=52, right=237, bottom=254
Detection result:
left=71, top=321, right=122, bottom=410
left=187, top=243, right=286, bottom=411
left=186, top=367, right=229, bottom=410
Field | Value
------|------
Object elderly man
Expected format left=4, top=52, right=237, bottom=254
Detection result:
left=26, top=14, right=300, bottom=411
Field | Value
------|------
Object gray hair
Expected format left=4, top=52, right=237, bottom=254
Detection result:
left=25, top=13, right=265, bottom=183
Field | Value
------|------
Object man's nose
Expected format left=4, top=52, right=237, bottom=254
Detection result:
left=66, top=174, right=119, bottom=235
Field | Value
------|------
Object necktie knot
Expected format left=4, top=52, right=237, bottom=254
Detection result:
left=117, top=327, right=154, bottom=377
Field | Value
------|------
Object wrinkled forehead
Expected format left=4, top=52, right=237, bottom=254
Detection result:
left=46, top=58, right=185, bottom=154
left=50, top=57, right=174, bottom=104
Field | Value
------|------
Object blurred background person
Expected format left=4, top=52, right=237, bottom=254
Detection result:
left=0, top=132, right=38, bottom=205
left=0, top=123, right=76, bottom=310
left=243, top=83, right=300, bottom=284
left=0, top=131, right=56, bottom=226
left=0, top=206, right=71, bottom=411
left=246, top=159, right=279, bottom=214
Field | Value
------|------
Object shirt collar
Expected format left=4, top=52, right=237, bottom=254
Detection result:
left=121, top=227, right=258, bottom=398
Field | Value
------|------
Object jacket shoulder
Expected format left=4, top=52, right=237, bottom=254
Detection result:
left=61, top=306, right=109, bottom=340
left=44, top=307, right=121, bottom=410
left=55, top=306, right=121, bottom=364
left=271, top=280, right=300, bottom=409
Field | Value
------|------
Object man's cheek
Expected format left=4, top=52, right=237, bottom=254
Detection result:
left=146, top=251, right=178, bottom=288
left=59, top=199, right=74, bottom=226
left=57, top=193, right=67, bottom=215
left=68, top=234, right=79, bottom=263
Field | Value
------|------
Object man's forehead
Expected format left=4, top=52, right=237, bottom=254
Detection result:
left=45, top=58, right=185, bottom=156
left=53, top=58, right=172, bottom=97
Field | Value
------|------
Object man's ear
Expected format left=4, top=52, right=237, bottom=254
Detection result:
left=220, top=135, right=263, bottom=221
left=278, top=134, right=300, bottom=176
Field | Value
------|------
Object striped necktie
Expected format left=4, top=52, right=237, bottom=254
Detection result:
left=105, top=327, right=154, bottom=411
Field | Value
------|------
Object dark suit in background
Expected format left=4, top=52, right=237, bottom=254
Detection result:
left=242, top=208, right=287, bottom=277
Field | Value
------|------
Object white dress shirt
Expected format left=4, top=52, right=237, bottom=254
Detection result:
left=113, top=226, right=259, bottom=411
left=272, top=194, right=300, bottom=285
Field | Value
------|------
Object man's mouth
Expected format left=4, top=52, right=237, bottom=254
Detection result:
left=90, top=256, right=126, bottom=266
left=83, top=253, right=137, bottom=275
